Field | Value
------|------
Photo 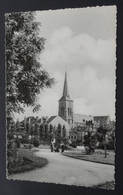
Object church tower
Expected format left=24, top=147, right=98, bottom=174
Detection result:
left=58, top=72, right=73, bottom=125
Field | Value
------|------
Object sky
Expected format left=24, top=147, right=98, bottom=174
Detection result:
left=15, top=6, right=116, bottom=121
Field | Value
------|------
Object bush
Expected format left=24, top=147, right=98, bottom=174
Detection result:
left=15, top=139, right=20, bottom=148
left=33, top=139, right=39, bottom=147
left=23, top=144, right=33, bottom=149
left=97, top=141, right=114, bottom=150
left=21, top=136, right=30, bottom=144
left=97, top=142, right=104, bottom=149
left=29, top=144, right=34, bottom=149
left=107, top=142, right=114, bottom=150
left=7, top=133, right=14, bottom=140
left=70, top=142, right=77, bottom=148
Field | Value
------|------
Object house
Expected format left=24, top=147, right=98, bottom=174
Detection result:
left=73, top=114, right=94, bottom=128
left=94, top=115, right=110, bottom=127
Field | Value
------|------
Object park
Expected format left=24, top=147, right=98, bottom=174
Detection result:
left=6, top=9, right=115, bottom=190
left=8, top=145, right=115, bottom=189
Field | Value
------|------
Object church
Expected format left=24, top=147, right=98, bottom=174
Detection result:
left=58, top=72, right=94, bottom=126
left=47, top=72, right=110, bottom=141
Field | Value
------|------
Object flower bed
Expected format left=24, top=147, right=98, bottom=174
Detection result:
left=7, top=148, right=48, bottom=175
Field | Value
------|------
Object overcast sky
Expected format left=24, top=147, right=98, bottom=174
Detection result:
left=15, top=6, right=116, bottom=121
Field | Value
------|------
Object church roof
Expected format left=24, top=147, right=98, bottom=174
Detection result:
left=63, top=72, right=69, bottom=98
left=59, top=72, right=73, bottom=101
left=46, top=116, right=69, bottom=133
left=47, top=116, right=57, bottom=124
left=74, top=114, right=93, bottom=123
left=47, top=115, right=68, bottom=124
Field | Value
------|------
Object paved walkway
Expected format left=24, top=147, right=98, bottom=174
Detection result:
left=8, top=149, right=115, bottom=187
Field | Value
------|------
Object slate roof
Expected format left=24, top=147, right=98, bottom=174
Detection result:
left=59, top=72, right=73, bottom=102
left=47, top=116, right=57, bottom=124
left=74, top=114, right=93, bottom=123
left=63, top=72, right=69, bottom=98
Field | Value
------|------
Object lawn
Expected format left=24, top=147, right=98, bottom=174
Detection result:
left=62, top=149, right=115, bottom=165
left=62, top=149, right=115, bottom=190
left=8, top=148, right=48, bottom=175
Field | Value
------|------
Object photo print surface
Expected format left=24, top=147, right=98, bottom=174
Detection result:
left=6, top=6, right=116, bottom=189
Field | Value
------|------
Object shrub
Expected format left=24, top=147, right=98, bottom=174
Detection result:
left=107, top=142, right=114, bottom=150
left=70, top=142, right=77, bottom=148
left=21, top=136, right=30, bottom=144
left=33, top=139, right=39, bottom=147
left=97, top=141, right=114, bottom=150
left=15, top=139, right=20, bottom=148
left=7, top=133, right=14, bottom=140
left=29, top=144, right=34, bottom=149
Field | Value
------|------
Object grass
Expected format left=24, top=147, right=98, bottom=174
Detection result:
left=63, top=149, right=115, bottom=190
left=8, top=148, right=48, bottom=175
left=62, top=149, right=115, bottom=165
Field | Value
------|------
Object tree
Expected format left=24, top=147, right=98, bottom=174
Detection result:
left=7, top=117, right=16, bottom=139
left=39, top=123, right=45, bottom=143
left=107, top=130, right=115, bottom=150
left=33, top=138, right=40, bottom=147
left=44, top=123, right=49, bottom=144
left=55, top=124, right=62, bottom=147
left=62, top=125, right=66, bottom=139
left=15, top=119, right=21, bottom=132
left=83, top=131, right=97, bottom=154
left=48, top=124, right=54, bottom=143
left=86, top=120, right=93, bottom=131
left=62, top=125, right=68, bottom=146
left=34, top=123, right=39, bottom=137
left=49, top=124, right=53, bottom=132
left=5, top=12, right=54, bottom=117
left=31, top=125, right=34, bottom=136
left=97, top=126, right=108, bottom=157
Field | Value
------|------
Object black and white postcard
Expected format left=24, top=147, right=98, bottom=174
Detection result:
left=5, top=5, right=116, bottom=190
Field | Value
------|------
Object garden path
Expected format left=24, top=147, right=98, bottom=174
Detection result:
left=8, top=149, right=114, bottom=187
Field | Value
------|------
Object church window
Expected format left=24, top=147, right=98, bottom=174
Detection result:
left=68, top=108, right=69, bottom=116
left=63, top=107, right=64, bottom=116
left=61, top=107, right=64, bottom=116
left=68, top=107, right=72, bottom=116
left=70, top=108, right=72, bottom=116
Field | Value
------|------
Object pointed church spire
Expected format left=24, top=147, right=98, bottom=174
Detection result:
left=63, top=72, right=70, bottom=98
